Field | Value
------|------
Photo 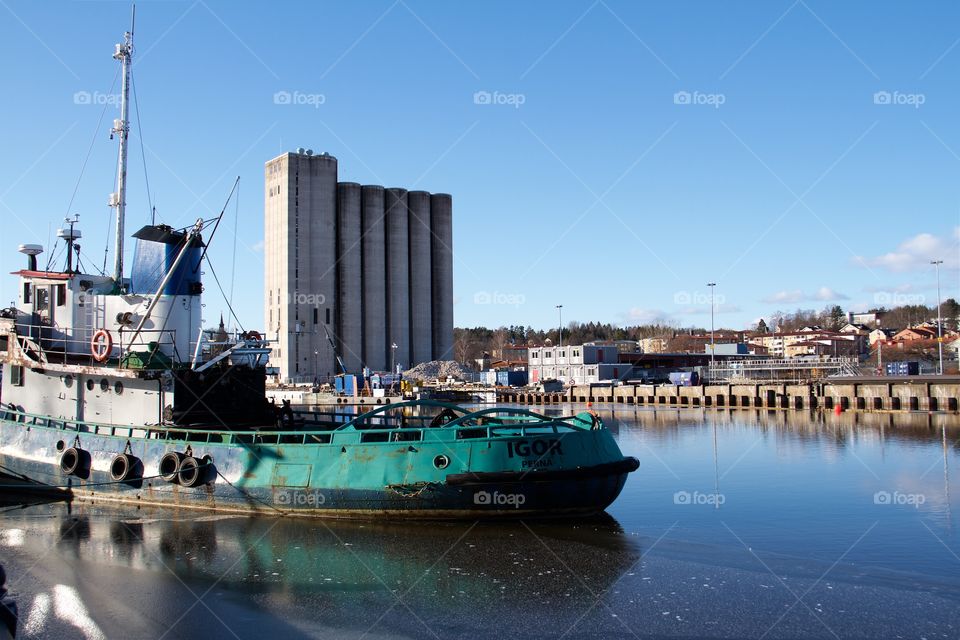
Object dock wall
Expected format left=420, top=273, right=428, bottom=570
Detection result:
left=498, top=379, right=960, bottom=413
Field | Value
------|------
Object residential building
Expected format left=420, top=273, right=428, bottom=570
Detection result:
left=639, top=337, right=668, bottom=354
left=868, top=328, right=896, bottom=346
left=893, top=327, right=939, bottom=342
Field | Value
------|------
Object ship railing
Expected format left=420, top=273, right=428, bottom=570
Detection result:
left=12, top=322, right=181, bottom=366
left=1, top=406, right=588, bottom=448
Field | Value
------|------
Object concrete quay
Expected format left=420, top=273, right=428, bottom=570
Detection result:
left=498, top=376, right=960, bottom=413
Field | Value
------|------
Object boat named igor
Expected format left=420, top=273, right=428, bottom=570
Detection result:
left=0, top=17, right=638, bottom=519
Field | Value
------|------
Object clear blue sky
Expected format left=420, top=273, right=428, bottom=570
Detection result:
left=1, top=1, right=958, bottom=332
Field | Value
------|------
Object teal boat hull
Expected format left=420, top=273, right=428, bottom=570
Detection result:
left=0, top=404, right=638, bottom=519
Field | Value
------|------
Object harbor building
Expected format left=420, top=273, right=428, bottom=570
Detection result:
left=528, top=344, right=630, bottom=385
left=264, top=149, right=453, bottom=382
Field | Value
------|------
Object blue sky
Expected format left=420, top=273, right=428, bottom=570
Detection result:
left=1, top=0, right=958, bottom=332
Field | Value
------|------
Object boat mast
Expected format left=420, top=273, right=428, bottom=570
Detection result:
left=110, top=7, right=134, bottom=284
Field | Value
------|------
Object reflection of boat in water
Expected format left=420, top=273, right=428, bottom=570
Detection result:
left=5, top=503, right=641, bottom=637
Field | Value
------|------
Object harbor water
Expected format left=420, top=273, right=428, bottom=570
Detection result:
left=2, top=406, right=958, bottom=639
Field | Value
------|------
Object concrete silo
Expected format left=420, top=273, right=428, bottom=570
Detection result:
left=430, top=193, right=454, bottom=360
left=304, top=152, right=338, bottom=381
left=384, top=188, right=410, bottom=371
left=361, top=185, right=387, bottom=371
left=336, top=182, right=363, bottom=373
left=407, top=190, right=433, bottom=365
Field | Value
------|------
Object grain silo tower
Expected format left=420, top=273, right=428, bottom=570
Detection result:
left=336, top=182, right=363, bottom=373
left=264, top=151, right=453, bottom=381
left=384, top=188, right=410, bottom=371
left=430, top=193, right=454, bottom=360
left=407, top=190, right=433, bottom=364
left=361, top=185, right=387, bottom=371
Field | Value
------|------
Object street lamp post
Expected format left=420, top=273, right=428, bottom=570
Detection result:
left=707, top=283, right=716, bottom=378
left=932, top=259, right=944, bottom=375
left=391, top=342, right=398, bottom=375
left=556, top=304, right=563, bottom=351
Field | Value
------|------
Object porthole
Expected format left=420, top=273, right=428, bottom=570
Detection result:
left=56, top=440, right=65, bottom=452
left=100, top=379, right=109, bottom=392
left=433, top=454, right=450, bottom=470
left=114, top=381, right=124, bottom=395
left=62, top=375, right=74, bottom=388
left=86, top=379, right=94, bottom=391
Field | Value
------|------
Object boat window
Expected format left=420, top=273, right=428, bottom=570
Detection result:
left=86, top=378, right=95, bottom=391
left=35, top=287, right=49, bottom=311
left=100, top=379, right=109, bottom=392
left=23, top=283, right=31, bottom=304
left=114, top=381, right=124, bottom=395
left=10, top=365, right=23, bottom=386
left=56, top=284, right=66, bottom=306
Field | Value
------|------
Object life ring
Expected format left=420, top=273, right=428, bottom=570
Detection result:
left=242, top=330, right=263, bottom=342
left=91, top=329, right=113, bottom=362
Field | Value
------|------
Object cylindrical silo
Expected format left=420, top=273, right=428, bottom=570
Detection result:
left=407, top=190, right=433, bottom=365
left=305, top=152, right=338, bottom=382
left=336, top=182, right=363, bottom=373
left=430, top=193, right=454, bottom=361
left=361, top=185, right=387, bottom=371
left=384, top=188, right=410, bottom=371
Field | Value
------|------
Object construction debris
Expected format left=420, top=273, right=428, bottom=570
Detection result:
left=404, top=360, right=473, bottom=381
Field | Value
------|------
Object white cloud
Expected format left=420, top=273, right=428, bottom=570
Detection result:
left=676, top=303, right=742, bottom=315
left=813, top=286, right=848, bottom=301
left=762, top=287, right=848, bottom=304
left=856, top=228, right=959, bottom=272
left=762, top=290, right=804, bottom=304
left=622, top=307, right=673, bottom=324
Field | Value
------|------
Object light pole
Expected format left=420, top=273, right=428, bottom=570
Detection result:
left=932, top=259, right=943, bottom=375
left=556, top=304, right=563, bottom=351
left=391, top=342, right=398, bottom=376
left=707, top=283, right=716, bottom=377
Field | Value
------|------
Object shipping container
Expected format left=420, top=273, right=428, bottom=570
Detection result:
left=885, top=362, right=920, bottom=376
left=668, top=371, right=700, bottom=386
left=496, top=371, right=528, bottom=387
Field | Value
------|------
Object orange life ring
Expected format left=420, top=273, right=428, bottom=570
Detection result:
left=243, top=330, right=263, bottom=342
left=91, top=329, right=113, bottom=362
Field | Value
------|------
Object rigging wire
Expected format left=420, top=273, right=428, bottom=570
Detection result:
left=228, top=179, right=240, bottom=329
left=204, top=253, right=245, bottom=333
left=45, top=70, right=120, bottom=271
left=131, top=71, right=154, bottom=220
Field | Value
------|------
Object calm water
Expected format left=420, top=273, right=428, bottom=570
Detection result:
left=2, top=407, right=959, bottom=639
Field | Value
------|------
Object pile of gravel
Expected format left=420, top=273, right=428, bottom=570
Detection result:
left=404, top=360, right=472, bottom=381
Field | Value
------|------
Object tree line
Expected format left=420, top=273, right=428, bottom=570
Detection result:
left=451, top=300, right=958, bottom=365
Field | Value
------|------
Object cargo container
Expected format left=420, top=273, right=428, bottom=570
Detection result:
left=668, top=371, right=700, bottom=386
left=885, top=361, right=920, bottom=376
left=496, top=371, right=528, bottom=387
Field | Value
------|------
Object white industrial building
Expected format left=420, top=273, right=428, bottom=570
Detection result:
left=528, top=344, right=630, bottom=385
left=264, top=150, right=453, bottom=382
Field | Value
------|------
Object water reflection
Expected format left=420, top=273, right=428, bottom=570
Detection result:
left=3, top=503, right=642, bottom=636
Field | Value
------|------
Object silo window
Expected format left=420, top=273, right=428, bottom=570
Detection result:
left=326, top=308, right=330, bottom=324
left=313, top=308, right=318, bottom=325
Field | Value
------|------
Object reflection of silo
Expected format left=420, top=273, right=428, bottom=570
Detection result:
left=407, top=191, right=433, bottom=365
left=384, top=188, right=410, bottom=370
left=301, top=152, right=337, bottom=381
left=430, top=193, right=454, bottom=360
left=336, top=182, right=363, bottom=373
left=361, top=185, right=387, bottom=371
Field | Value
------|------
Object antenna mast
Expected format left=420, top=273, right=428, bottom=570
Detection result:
left=109, top=5, right=134, bottom=284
